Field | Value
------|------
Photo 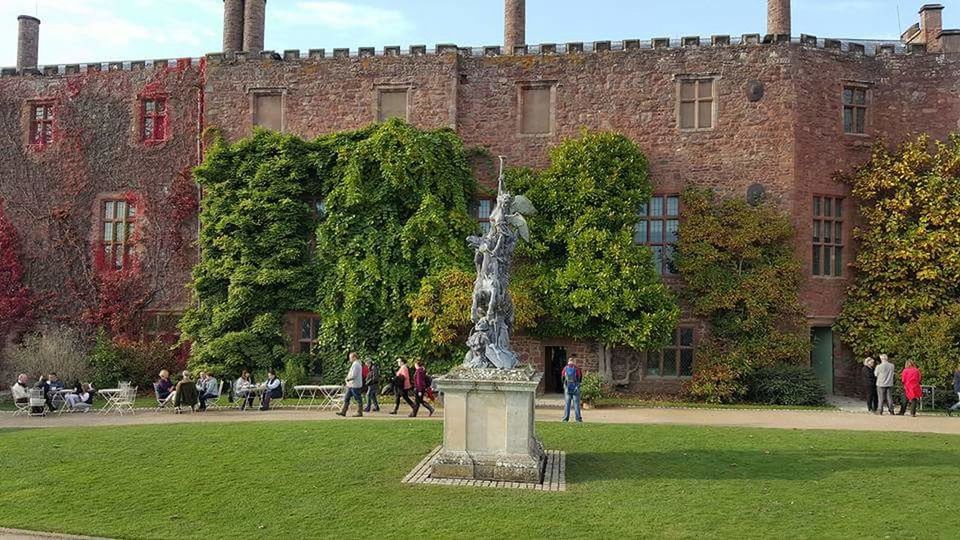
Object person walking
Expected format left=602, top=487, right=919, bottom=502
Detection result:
left=389, top=358, right=416, bottom=415
left=337, top=352, right=364, bottom=417
left=863, top=358, right=878, bottom=413
left=948, top=366, right=960, bottom=417
left=898, top=361, right=923, bottom=417
left=363, top=359, right=380, bottom=413
left=561, top=357, right=583, bottom=423
left=874, top=354, right=896, bottom=415
left=409, top=359, right=434, bottom=418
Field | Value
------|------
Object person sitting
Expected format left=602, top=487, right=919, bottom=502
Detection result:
left=234, top=370, right=255, bottom=411
left=11, top=374, right=30, bottom=408
left=259, top=369, right=282, bottom=411
left=155, top=369, right=175, bottom=406
left=172, top=370, right=199, bottom=413
left=64, top=383, right=95, bottom=412
left=195, top=371, right=219, bottom=412
left=43, top=372, right=64, bottom=412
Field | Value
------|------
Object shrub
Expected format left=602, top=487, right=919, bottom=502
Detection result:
left=0, top=326, right=92, bottom=386
left=579, top=372, right=604, bottom=404
left=279, top=354, right=309, bottom=394
left=685, top=363, right=745, bottom=404
left=744, top=364, right=826, bottom=406
left=88, top=330, right=188, bottom=390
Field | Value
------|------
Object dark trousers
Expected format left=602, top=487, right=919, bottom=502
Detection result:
left=198, top=392, right=217, bottom=410
left=364, top=384, right=380, bottom=412
left=410, top=390, right=434, bottom=417
left=393, top=388, right=415, bottom=412
left=866, top=386, right=878, bottom=412
left=898, top=397, right=919, bottom=416
left=340, top=387, right=363, bottom=414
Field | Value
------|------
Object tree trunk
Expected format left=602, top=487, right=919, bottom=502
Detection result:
left=598, top=343, right=640, bottom=387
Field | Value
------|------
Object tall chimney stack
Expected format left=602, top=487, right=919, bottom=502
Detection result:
left=223, top=0, right=244, bottom=53
left=17, top=15, right=40, bottom=71
left=767, top=0, right=791, bottom=37
left=504, top=0, right=525, bottom=54
left=243, top=0, right=266, bottom=53
left=919, top=4, right=945, bottom=52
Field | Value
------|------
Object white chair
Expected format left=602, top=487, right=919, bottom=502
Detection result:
left=114, top=385, right=137, bottom=415
left=28, top=388, right=47, bottom=417
left=13, top=398, right=31, bottom=416
left=154, top=382, right=174, bottom=412
left=204, top=380, right=226, bottom=410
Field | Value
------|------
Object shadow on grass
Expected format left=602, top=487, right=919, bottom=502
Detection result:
left=566, top=449, right=959, bottom=482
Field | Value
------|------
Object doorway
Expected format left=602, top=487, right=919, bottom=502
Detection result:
left=543, top=346, right=567, bottom=394
left=810, top=327, right=834, bottom=394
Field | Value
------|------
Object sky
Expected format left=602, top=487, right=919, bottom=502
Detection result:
left=0, top=0, right=957, bottom=66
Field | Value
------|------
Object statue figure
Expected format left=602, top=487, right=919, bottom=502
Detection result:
left=464, top=157, right=536, bottom=370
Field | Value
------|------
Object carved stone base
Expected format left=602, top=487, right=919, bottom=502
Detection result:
left=429, top=367, right=545, bottom=483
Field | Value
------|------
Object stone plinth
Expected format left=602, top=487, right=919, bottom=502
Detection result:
left=430, top=367, right=545, bottom=483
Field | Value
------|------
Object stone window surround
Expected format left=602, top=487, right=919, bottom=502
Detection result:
left=25, top=98, right=57, bottom=151
left=138, top=93, right=170, bottom=146
left=375, top=84, right=413, bottom=122
left=675, top=74, right=719, bottom=132
left=811, top=194, right=845, bottom=279
left=248, top=87, right=287, bottom=133
left=94, top=193, right=138, bottom=271
left=295, top=313, right=322, bottom=354
left=516, top=80, right=557, bottom=137
left=644, top=324, right=696, bottom=379
left=841, top=81, right=872, bottom=137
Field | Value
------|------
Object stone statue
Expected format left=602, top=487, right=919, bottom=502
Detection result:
left=464, top=157, right=536, bottom=370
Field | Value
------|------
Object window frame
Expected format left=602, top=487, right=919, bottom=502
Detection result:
left=635, top=193, right=681, bottom=276
left=842, top=83, right=870, bottom=136
left=28, top=100, right=56, bottom=149
left=645, top=326, right=696, bottom=379
left=140, top=95, right=169, bottom=144
left=812, top=195, right=844, bottom=278
left=376, top=86, right=411, bottom=122
left=475, top=198, right=494, bottom=234
left=99, top=198, right=137, bottom=271
left=249, top=88, right=287, bottom=133
left=676, top=76, right=717, bottom=132
left=143, top=311, right=182, bottom=342
left=296, top=314, right=322, bottom=354
left=517, top=82, right=556, bottom=137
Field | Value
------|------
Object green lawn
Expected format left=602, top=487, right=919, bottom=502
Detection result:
left=0, top=421, right=957, bottom=539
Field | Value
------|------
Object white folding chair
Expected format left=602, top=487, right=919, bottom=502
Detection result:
left=28, top=388, right=47, bottom=417
left=205, top=380, right=226, bottom=410
left=13, top=398, right=31, bottom=416
left=114, top=386, right=137, bottom=415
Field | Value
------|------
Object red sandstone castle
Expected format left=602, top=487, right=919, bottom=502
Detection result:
left=1, top=1, right=958, bottom=396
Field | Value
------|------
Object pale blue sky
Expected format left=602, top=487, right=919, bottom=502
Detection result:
left=1, top=0, right=957, bottom=66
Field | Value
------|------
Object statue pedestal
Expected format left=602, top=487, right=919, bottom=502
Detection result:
left=430, top=367, right=545, bottom=483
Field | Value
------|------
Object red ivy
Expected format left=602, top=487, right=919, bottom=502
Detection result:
left=0, top=200, right=34, bottom=342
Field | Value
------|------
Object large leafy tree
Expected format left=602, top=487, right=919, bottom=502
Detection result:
left=836, top=134, right=960, bottom=387
left=675, top=188, right=808, bottom=402
left=512, top=131, right=679, bottom=384
left=181, top=121, right=476, bottom=378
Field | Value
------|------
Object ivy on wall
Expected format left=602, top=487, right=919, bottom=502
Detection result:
left=836, top=134, right=960, bottom=386
left=0, top=200, right=34, bottom=344
left=181, top=120, right=477, bottom=379
left=675, top=188, right=808, bottom=403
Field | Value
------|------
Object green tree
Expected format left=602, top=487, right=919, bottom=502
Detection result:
left=836, top=134, right=960, bottom=387
left=675, top=188, right=808, bottom=402
left=512, top=131, right=679, bottom=384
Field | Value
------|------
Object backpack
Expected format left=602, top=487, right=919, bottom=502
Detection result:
left=564, top=365, right=580, bottom=393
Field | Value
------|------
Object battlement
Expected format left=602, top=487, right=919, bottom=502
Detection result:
left=0, top=57, right=204, bottom=78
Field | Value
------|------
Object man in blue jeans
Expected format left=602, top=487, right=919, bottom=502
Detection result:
left=561, top=357, right=583, bottom=423
left=336, top=352, right=364, bottom=417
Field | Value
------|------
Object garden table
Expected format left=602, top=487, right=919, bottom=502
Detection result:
left=294, top=385, right=323, bottom=409
left=97, top=388, right=121, bottom=415
left=237, top=386, right=264, bottom=410
left=53, top=388, right=76, bottom=415
left=317, top=385, right=344, bottom=411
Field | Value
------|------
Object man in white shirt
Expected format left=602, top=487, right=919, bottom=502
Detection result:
left=11, top=374, right=30, bottom=405
left=336, top=352, right=364, bottom=417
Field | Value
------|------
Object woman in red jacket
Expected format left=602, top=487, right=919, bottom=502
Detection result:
left=899, top=361, right=923, bottom=417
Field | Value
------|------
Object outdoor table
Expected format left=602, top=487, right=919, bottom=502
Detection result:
left=921, top=385, right=937, bottom=412
left=53, top=388, right=77, bottom=415
left=236, top=385, right=264, bottom=410
left=97, top=388, right=121, bottom=415
left=294, top=385, right=323, bottom=409
left=317, top=385, right=344, bottom=411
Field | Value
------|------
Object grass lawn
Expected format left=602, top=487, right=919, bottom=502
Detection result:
left=1, top=421, right=958, bottom=539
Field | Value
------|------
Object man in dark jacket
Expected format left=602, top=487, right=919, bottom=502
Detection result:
left=863, top=358, right=878, bottom=413
left=948, top=367, right=960, bottom=416
left=363, top=360, right=380, bottom=413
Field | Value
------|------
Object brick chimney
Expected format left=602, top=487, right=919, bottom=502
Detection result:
left=243, top=0, right=266, bottom=53
left=920, top=4, right=944, bottom=52
left=767, top=0, right=791, bottom=37
left=505, top=0, right=525, bottom=54
left=223, top=0, right=244, bottom=53
left=16, top=15, right=40, bottom=71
